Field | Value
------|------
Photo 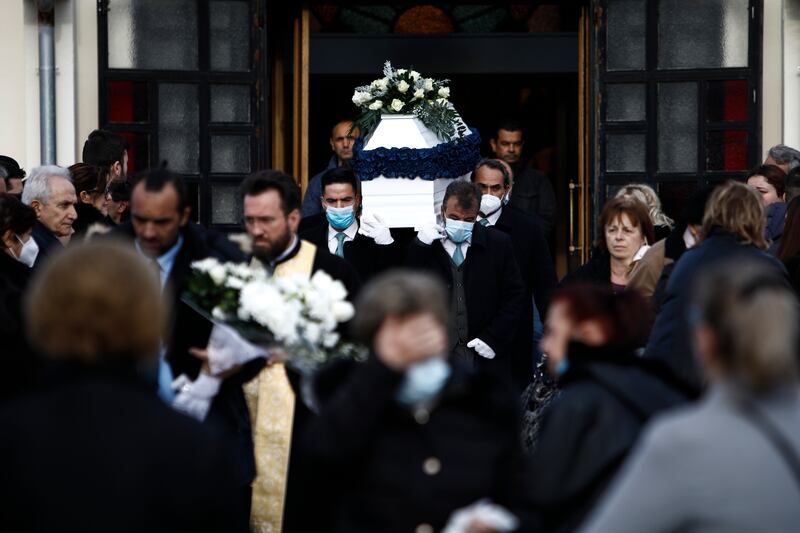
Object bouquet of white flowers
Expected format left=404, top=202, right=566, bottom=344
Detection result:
left=184, top=257, right=363, bottom=372
left=352, top=61, right=466, bottom=141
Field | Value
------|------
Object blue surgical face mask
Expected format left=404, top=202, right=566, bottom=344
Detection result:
left=444, top=218, right=474, bottom=244
left=396, top=357, right=451, bottom=406
left=326, top=205, right=355, bottom=230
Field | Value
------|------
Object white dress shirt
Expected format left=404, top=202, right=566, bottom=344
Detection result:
left=477, top=206, right=503, bottom=227
left=327, top=220, right=358, bottom=254
left=441, top=235, right=472, bottom=262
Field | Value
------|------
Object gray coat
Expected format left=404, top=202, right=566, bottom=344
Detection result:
left=580, top=382, right=800, bottom=533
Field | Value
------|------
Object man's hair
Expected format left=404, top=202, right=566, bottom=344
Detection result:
left=596, top=196, right=656, bottom=249
left=693, top=258, right=799, bottom=392
left=351, top=269, right=449, bottom=346
left=131, top=168, right=188, bottom=211
left=68, top=163, right=109, bottom=197
left=21, top=165, right=71, bottom=206
left=701, top=180, right=767, bottom=250
left=494, top=118, right=524, bottom=139
left=82, top=129, right=128, bottom=168
left=331, top=119, right=356, bottom=138
left=471, top=158, right=511, bottom=187
left=240, top=169, right=301, bottom=215
left=767, top=144, right=800, bottom=170
left=107, top=179, right=132, bottom=202
left=785, top=167, right=800, bottom=205
left=442, top=180, right=481, bottom=212
left=25, top=242, right=165, bottom=363
left=747, top=164, right=787, bottom=198
left=0, top=193, right=37, bottom=245
left=320, top=167, right=360, bottom=196
left=0, top=155, right=26, bottom=190
left=615, top=183, right=674, bottom=229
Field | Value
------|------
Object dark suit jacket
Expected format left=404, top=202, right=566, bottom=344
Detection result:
left=0, top=251, right=37, bottom=400
left=0, top=362, right=241, bottom=533
left=302, top=356, right=537, bottom=532
left=30, top=221, right=63, bottom=270
left=508, top=164, right=557, bottom=235
left=493, top=206, right=558, bottom=388
left=405, top=223, right=526, bottom=376
left=299, top=214, right=400, bottom=283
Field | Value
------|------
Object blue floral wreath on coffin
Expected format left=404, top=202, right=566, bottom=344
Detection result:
left=350, top=128, right=482, bottom=182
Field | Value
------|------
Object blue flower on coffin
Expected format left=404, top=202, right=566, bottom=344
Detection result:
left=351, top=128, right=482, bottom=182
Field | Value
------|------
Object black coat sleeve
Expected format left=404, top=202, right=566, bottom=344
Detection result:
left=478, top=237, right=526, bottom=356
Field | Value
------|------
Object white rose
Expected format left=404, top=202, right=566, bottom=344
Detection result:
left=209, top=264, right=227, bottom=286
left=212, top=306, right=227, bottom=320
left=413, top=89, right=425, bottom=100
left=303, top=322, right=322, bottom=345
left=396, top=68, right=407, bottom=75
left=438, top=87, right=450, bottom=98
left=322, top=332, right=340, bottom=348
left=390, top=99, right=405, bottom=112
left=397, top=80, right=410, bottom=93
left=192, top=257, right=219, bottom=274
left=351, top=90, right=372, bottom=106
left=436, top=97, right=449, bottom=105
left=371, top=77, right=388, bottom=91
left=332, top=301, right=355, bottom=323
left=423, top=78, right=434, bottom=91
left=409, top=70, right=420, bottom=81
left=224, top=276, right=245, bottom=290
left=368, top=100, right=383, bottom=110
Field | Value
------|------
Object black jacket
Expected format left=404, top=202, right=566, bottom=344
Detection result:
left=72, top=202, right=110, bottom=239
left=0, top=362, right=241, bottom=532
left=560, top=248, right=611, bottom=287
left=0, top=251, right=37, bottom=400
left=30, top=221, right=63, bottom=270
left=493, top=206, right=558, bottom=389
left=508, top=164, right=557, bottom=235
left=298, top=213, right=400, bottom=283
left=405, top=223, right=526, bottom=376
left=530, top=343, right=688, bottom=532
left=645, top=228, right=787, bottom=397
left=302, top=356, right=537, bottom=532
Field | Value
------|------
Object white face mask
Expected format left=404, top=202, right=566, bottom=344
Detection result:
left=479, top=194, right=502, bottom=217
left=14, top=234, right=39, bottom=268
left=502, top=188, right=512, bottom=205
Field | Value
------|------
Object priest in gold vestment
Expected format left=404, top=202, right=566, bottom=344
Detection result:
left=239, top=170, right=360, bottom=532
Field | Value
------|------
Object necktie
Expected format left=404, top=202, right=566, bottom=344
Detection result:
left=452, top=243, right=465, bottom=267
left=335, top=232, right=347, bottom=258
left=478, top=218, right=490, bottom=227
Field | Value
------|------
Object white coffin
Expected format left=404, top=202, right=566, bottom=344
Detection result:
left=359, top=114, right=471, bottom=229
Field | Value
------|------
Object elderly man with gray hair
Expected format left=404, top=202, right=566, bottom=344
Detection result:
left=21, top=165, right=77, bottom=268
left=765, top=144, right=800, bottom=173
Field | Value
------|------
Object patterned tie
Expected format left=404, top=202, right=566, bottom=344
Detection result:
left=452, top=243, right=465, bottom=267
left=478, top=218, right=490, bottom=227
left=335, top=232, right=347, bottom=258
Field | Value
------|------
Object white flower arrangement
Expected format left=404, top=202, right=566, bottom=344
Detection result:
left=185, top=258, right=362, bottom=370
left=351, top=61, right=465, bottom=141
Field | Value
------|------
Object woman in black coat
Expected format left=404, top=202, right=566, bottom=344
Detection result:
left=0, top=193, right=39, bottom=400
left=530, top=284, right=687, bottom=532
left=68, top=162, right=112, bottom=239
left=302, top=271, right=536, bottom=532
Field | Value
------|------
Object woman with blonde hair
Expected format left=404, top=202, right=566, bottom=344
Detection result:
left=643, top=181, right=785, bottom=398
left=616, top=183, right=674, bottom=241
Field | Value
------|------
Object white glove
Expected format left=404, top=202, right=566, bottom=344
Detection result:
left=171, top=373, right=222, bottom=421
left=206, top=322, right=269, bottom=375
left=442, top=499, right=519, bottom=533
left=359, top=213, right=394, bottom=245
left=417, top=223, right=445, bottom=245
left=467, top=338, right=496, bottom=359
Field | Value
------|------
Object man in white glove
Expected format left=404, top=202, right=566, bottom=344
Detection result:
left=299, top=167, right=401, bottom=281
left=406, top=180, right=526, bottom=377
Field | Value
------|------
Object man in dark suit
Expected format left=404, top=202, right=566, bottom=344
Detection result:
left=299, top=166, right=399, bottom=282
left=20, top=165, right=78, bottom=268
left=406, top=180, right=525, bottom=379
left=109, top=168, right=253, bottom=531
left=471, top=158, right=558, bottom=390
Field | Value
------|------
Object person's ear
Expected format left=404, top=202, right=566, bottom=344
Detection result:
left=1, top=229, right=16, bottom=250
left=489, top=138, right=498, bottom=154
left=111, top=161, right=122, bottom=179
left=79, top=190, right=93, bottom=203
left=287, top=208, right=301, bottom=233
left=329, top=138, right=336, bottom=152
left=179, top=206, right=191, bottom=226
left=30, top=199, right=42, bottom=216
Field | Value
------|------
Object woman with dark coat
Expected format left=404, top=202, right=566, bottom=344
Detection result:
left=777, top=196, right=800, bottom=294
left=303, top=270, right=536, bottom=532
left=529, top=284, right=687, bottom=532
left=68, top=162, right=111, bottom=239
left=0, top=193, right=39, bottom=400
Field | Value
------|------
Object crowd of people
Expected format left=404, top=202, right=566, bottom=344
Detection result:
left=1, top=124, right=800, bottom=533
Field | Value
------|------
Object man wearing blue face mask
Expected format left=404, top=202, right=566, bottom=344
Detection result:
left=406, top=180, right=526, bottom=379
left=303, top=271, right=537, bottom=532
left=299, top=167, right=399, bottom=282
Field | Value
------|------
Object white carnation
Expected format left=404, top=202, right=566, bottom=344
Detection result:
left=368, top=100, right=383, bottom=110
left=303, top=322, right=322, bottom=345
left=423, top=78, right=434, bottom=91
left=209, top=264, right=227, bottom=286
left=192, top=257, right=219, bottom=274
left=409, top=70, right=421, bottom=81
left=225, top=276, right=245, bottom=290
left=390, top=99, right=405, bottom=112
left=323, top=332, right=340, bottom=349
left=438, top=87, right=450, bottom=98
left=397, top=80, right=410, bottom=93
left=332, top=301, right=355, bottom=323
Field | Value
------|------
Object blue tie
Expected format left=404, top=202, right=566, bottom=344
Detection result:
left=452, top=243, right=465, bottom=267
left=478, top=218, right=490, bottom=226
left=335, top=232, right=347, bottom=258
left=157, top=349, right=175, bottom=403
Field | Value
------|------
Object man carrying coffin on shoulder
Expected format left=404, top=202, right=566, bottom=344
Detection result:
left=299, top=166, right=399, bottom=282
